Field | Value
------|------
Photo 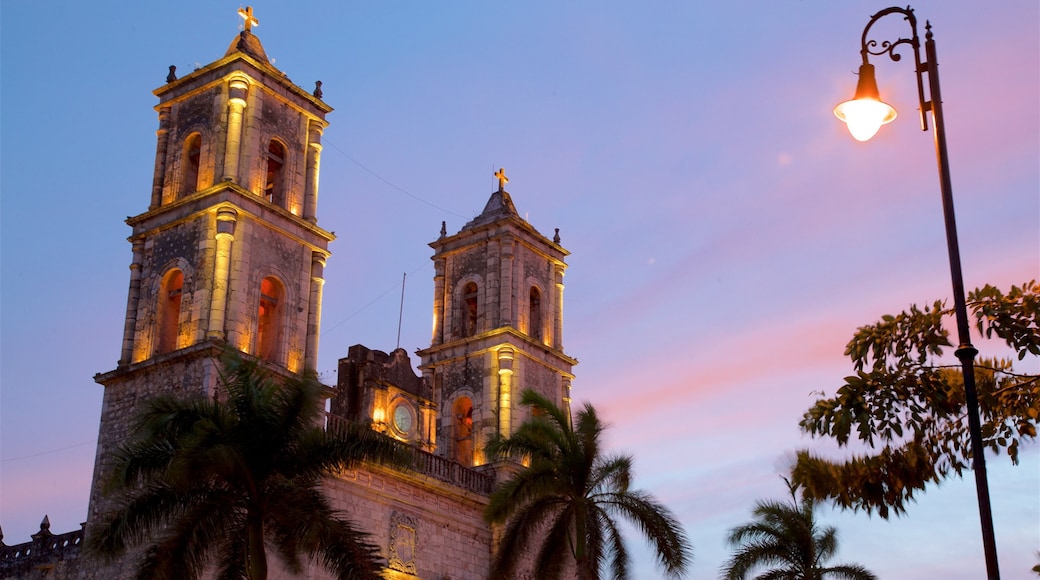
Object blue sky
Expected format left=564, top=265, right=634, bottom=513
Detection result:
left=2, top=2, right=1038, bottom=578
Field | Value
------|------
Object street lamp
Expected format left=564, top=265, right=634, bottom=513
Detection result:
left=834, top=7, right=1000, bottom=580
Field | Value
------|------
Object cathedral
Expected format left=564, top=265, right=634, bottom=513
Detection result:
left=0, top=9, right=575, bottom=580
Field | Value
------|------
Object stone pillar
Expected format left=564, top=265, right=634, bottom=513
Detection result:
left=499, top=235, right=514, bottom=328
left=120, top=239, right=145, bottom=366
left=222, top=78, right=249, bottom=183
left=420, top=399, right=437, bottom=453
left=207, top=207, right=238, bottom=339
left=497, top=347, right=514, bottom=437
left=423, top=368, right=442, bottom=452
left=150, top=106, right=172, bottom=210
left=562, top=376, right=573, bottom=426
left=554, top=264, right=565, bottom=351
left=303, top=120, right=324, bottom=223
left=443, top=258, right=455, bottom=340
left=304, top=252, right=327, bottom=371
left=432, top=258, right=445, bottom=344
left=485, top=240, right=500, bottom=330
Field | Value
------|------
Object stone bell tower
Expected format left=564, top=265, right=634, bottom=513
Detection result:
left=88, top=8, right=333, bottom=524
left=418, top=170, right=577, bottom=468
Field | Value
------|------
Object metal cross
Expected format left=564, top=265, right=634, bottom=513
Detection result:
left=494, top=168, right=509, bottom=191
left=238, top=6, right=259, bottom=32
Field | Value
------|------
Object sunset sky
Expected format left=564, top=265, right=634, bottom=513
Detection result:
left=1, top=2, right=1037, bottom=578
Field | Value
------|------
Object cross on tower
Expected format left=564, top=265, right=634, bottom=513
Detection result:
left=494, top=168, right=509, bottom=192
left=238, top=6, right=259, bottom=32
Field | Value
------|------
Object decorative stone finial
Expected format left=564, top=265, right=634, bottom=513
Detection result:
left=31, top=515, right=53, bottom=540
left=494, top=168, right=508, bottom=192
left=313, top=80, right=323, bottom=99
left=553, top=228, right=561, bottom=244
left=166, top=65, right=177, bottom=83
left=238, top=6, right=259, bottom=32
left=440, top=221, right=447, bottom=238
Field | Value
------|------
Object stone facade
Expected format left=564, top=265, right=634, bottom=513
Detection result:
left=1, top=16, right=573, bottom=580
left=323, top=465, right=493, bottom=580
left=0, top=518, right=85, bottom=579
left=418, top=188, right=576, bottom=469
left=87, top=25, right=334, bottom=540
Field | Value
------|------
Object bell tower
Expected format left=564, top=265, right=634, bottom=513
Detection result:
left=418, top=170, right=577, bottom=467
left=89, top=9, right=333, bottom=524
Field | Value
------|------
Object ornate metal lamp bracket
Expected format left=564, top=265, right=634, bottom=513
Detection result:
left=859, top=6, right=932, bottom=130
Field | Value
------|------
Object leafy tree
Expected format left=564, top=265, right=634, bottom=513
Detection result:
left=721, top=485, right=876, bottom=580
left=793, top=281, right=1039, bottom=517
left=484, top=389, right=691, bottom=580
left=87, top=350, right=407, bottom=580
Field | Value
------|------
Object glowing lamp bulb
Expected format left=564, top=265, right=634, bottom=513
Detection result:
left=835, top=98, right=898, bottom=141
left=834, top=63, right=897, bottom=141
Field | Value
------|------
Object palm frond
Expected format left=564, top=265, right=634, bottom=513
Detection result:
left=600, top=508, right=628, bottom=580
left=602, top=489, right=690, bottom=577
left=486, top=389, right=692, bottom=579
left=722, top=494, right=874, bottom=580
left=533, top=505, right=575, bottom=580
left=138, top=490, right=241, bottom=580
left=89, top=349, right=393, bottom=579
left=490, top=497, right=568, bottom=578
left=818, top=563, right=879, bottom=579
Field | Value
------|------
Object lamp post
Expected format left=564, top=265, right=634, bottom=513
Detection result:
left=833, top=7, right=1000, bottom=579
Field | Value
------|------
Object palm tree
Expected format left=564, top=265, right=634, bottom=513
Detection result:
left=721, top=487, right=876, bottom=580
left=484, top=389, right=691, bottom=580
left=87, top=350, right=407, bottom=580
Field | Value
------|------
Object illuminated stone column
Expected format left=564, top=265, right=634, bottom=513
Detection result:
left=207, top=208, right=238, bottom=339
left=431, top=258, right=445, bottom=344
left=497, top=347, right=514, bottom=437
left=422, top=368, right=441, bottom=453
left=222, top=78, right=249, bottom=183
left=553, top=265, right=565, bottom=350
left=120, top=239, right=145, bottom=366
left=562, top=377, right=573, bottom=426
left=420, top=400, right=437, bottom=452
left=150, top=106, right=171, bottom=210
left=304, top=252, right=326, bottom=371
left=303, top=120, right=323, bottom=223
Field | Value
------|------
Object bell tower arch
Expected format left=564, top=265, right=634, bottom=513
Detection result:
left=89, top=11, right=334, bottom=525
left=418, top=170, right=576, bottom=466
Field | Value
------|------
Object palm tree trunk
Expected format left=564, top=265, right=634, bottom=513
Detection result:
left=247, top=509, right=268, bottom=580
left=574, top=504, right=598, bottom=580
left=576, top=557, right=598, bottom=580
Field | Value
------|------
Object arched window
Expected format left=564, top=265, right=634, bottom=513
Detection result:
left=256, top=276, right=284, bottom=362
left=529, top=286, right=543, bottom=342
left=461, top=281, right=478, bottom=338
left=157, top=269, right=184, bottom=354
left=264, top=140, right=286, bottom=207
left=452, top=396, right=474, bottom=466
left=181, top=133, right=202, bottom=197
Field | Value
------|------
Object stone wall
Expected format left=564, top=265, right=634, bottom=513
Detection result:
left=0, top=458, right=497, bottom=580
left=318, top=465, right=493, bottom=580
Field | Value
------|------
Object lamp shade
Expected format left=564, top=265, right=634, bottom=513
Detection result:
left=834, top=63, right=897, bottom=141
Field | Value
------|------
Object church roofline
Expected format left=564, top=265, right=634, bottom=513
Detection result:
left=154, top=49, right=332, bottom=115
left=462, top=189, right=519, bottom=230
left=224, top=30, right=269, bottom=63
left=430, top=209, right=570, bottom=259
